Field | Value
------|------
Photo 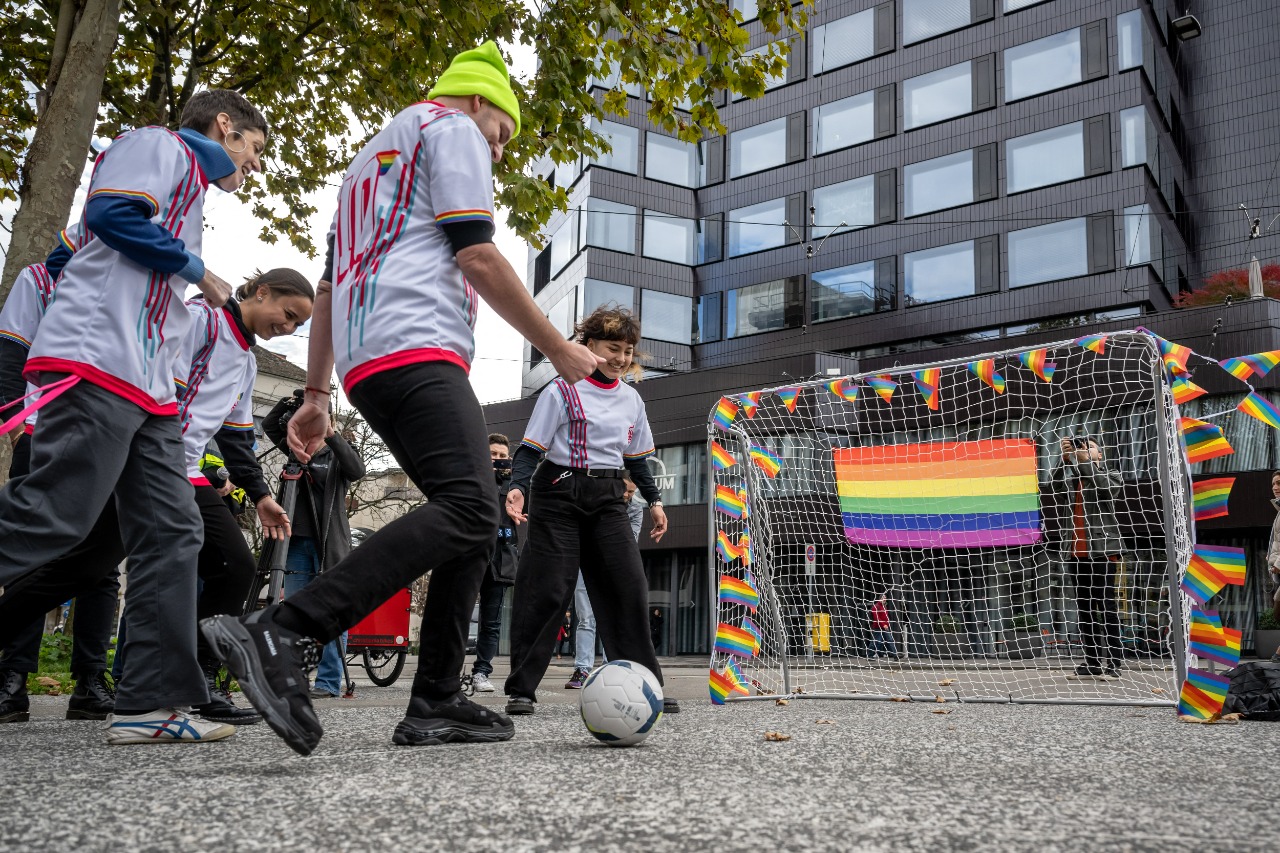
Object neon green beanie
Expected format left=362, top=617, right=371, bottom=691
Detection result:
left=428, top=41, right=521, bottom=139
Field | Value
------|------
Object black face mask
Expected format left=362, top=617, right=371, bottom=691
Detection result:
left=493, top=458, right=512, bottom=482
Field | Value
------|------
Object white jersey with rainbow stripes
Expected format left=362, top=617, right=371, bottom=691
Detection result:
left=521, top=375, right=656, bottom=470
left=329, top=101, right=493, bottom=392
left=0, top=263, right=57, bottom=432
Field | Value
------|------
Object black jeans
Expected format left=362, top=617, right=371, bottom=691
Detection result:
left=1069, top=556, right=1124, bottom=668
left=505, top=464, right=661, bottom=700
left=471, top=571, right=507, bottom=677
left=278, top=362, right=497, bottom=699
left=193, top=484, right=257, bottom=668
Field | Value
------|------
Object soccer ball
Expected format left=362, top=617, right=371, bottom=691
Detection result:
left=579, top=660, right=664, bottom=747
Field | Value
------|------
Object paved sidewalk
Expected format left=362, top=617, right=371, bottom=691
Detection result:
left=0, top=657, right=1267, bottom=851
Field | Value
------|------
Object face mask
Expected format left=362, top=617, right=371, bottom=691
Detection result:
left=493, top=458, right=512, bottom=481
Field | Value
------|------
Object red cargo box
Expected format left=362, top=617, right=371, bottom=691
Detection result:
left=347, top=588, right=411, bottom=649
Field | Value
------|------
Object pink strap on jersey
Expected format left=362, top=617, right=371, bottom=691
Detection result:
left=0, top=374, right=81, bottom=434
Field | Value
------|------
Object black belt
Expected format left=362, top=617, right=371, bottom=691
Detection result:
left=542, top=460, right=627, bottom=479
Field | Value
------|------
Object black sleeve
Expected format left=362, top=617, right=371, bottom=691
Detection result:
left=0, top=338, right=28, bottom=409
left=441, top=219, right=495, bottom=254
left=321, top=231, right=335, bottom=282
left=624, top=456, right=662, bottom=505
left=216, top=426, right=270, bottom=503
left=324, top=432, right=366, bottom=481
left=510, top=443, right=543, bottom=495
left=262, top=397, right=294, bottom=454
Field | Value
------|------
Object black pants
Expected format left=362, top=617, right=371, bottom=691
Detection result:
left=278, top=362, right=497, bottom=699
left=1070, top=556, right=1124, bottom=667
left=0, top=433, right=120, bottom=675
left=193, top=484, right=257, bottom=668
left=505, top=464, right=661, bottom=700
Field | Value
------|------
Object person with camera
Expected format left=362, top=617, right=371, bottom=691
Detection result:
left=468, top=433, right=518, bottom=693
left=1052, top=435, right=1126, bottom=679
left=263, top=394, right=366, bottom=699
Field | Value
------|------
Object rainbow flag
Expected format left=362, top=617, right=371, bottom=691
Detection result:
left=826, top=378, right=859, bottom=403
left=1237, top=391, right=1280, bottom=429
left=740, top=391, right=764, bottom=419
left=1192, top=477, right=1234, bottom=522
left=719, top=573, right=760, bottom=611
left=913, top=368, right=941, bottom=410
left=725, top=659, right=750, bottom=695
left=1178, top=667, right=1231, bottom=719
left=1179, top=417, right=1233, bottom=465
left=1170, top=376, right=1207, bottom=406
left=1219, top=356, right=1256, bottom=381
left=867, top=375, right=897, bottom=403
left=1160, top=339, right=1193, bottom=377
left=833, top=440, right=1041, bottom=549
left=716, top=530, right=743, bottom=563
left=714, top=623, right=759, bottom=657
left=710, top=441, right=737, bottom=471
left=748, top=444, right=782, bottom=478
left=714, top=485, right=747, bottom=519
left=708, top=667, right=736, bottom=705
left=712, top=397, right=738, bottom=431
left=740, top=532, right=752, bottom=566
left=968, top=359, right=1006, bottom=393
left=741, top=615, right=762, bottom=648
left=1075, top=334, right=1107, bottom=354
left=1194, top=543, right=1246, bottom=587
left=1189, top=608, right=1242, bottom=667
left=1180, top=557, right=1228, bottom=605
left=1221, top=349, right=1280, bottom=380
left=776, top=387, right=801, bottom=413
left=1019, top=349, right=1056, bottom=382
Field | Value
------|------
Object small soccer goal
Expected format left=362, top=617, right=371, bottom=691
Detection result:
left=707, top=331, right=1190, bottom=706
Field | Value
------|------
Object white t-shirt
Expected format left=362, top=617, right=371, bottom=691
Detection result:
left=520, top=375, right=656, bottom=469
left=0, top=264, right=56, bottom=433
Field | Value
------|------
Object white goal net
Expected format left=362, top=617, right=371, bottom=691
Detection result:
left=708, top=332, right=1190, bottom=706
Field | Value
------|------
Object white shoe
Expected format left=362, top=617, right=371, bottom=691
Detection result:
left=106, top=707, right=236, bottom=744
left=471, top=672, right=495, bottom=693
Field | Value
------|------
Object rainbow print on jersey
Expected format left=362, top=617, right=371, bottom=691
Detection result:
left=718, top=574, right=760, bottom=611
left=826, top=378, right=859, bottom=403
left=913, top=368, right=941, bottom=410
left=776, top=387, right=801, bottom=413
left=866, top=375, right=897, bottom=403
left=710, top=441, right=737, bottom=470
left=714, top=485, right=747, bottom=519
left=1170, top=376, right=1208, bottom=406
left=740, top=391, right=764, bottom=419
left=714, top=623, right=759, bottom=657
left=1192, top=477, right=1234, bottom=522
left=748, top=444, right=782, bottom=478
left=1236, top=391, right=1280, bottom=429
left=833, top=440, right=1041, bottom=549
left=712, top=397, right=739, bottom=431
left=1019, top=349, right=1056, bottom=383
left=1075, top=334, right=1108, bottom=354
left=375, top=150, right=399, bottom=176
left=1179, top=417, right=1233, bottom=465
left=1178, top=667, right=1231, bottom=720
left=968, top=359, right=1006, bottom=393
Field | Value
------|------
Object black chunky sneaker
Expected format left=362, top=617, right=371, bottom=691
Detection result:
left=66, top=670, right=116, bottom=720
left=392, top=692, right=515, bottom=746
left=193, top=665, right=263, bottom=725
left=504, top=695, right=535, bottom=716
left=0, top=669, right=30, bottom=723
left=662, top=697, right=680, bottom=714
left=200, top=606, right=324, bottom=756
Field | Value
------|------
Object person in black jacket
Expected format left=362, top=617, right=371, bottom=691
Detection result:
left=468, top=433, right=519, bottom=692
left=264, top=395, right=366, bottom=698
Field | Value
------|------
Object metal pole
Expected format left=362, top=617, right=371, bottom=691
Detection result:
left=1150, top=337, right=1189, bottom=690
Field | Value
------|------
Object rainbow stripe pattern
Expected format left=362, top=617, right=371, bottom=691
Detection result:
left=748, top=444, right=782, bottom=478
left=1195, top=543, right=1246, bottom=587
left=1237, top=391, right=1280, bottom=429
left=913, top=368, right=941, bottom=410
left=712, top=397, right=739, bottom=431
left=741, top=615, right=762, bottom=648
left=1192, top=477, right=1234, bottom=522
left=718, top=573, right=760, bottom=611
left=714, top=623, right=760, bottom=657
left=708, top=661, right=750, bottom=705
left=867, top=375, right=897, bottom=403
left=710, top=441, right=737, bottom=470
left=1219, top=357, right=1255, bottom=380
left=740, top=391, right=764, bottom=419
left=1075, top=334, right=1108, bottom=354
left=1188, top=607, right=1242, bottom=667
left=826, top=378, right=859, bottom=403
left=716, top=530, right=743, bottom=563
left=375, top=150, right=399, bottom=175
left=833, top=439, right=1041, bottom=549
left=776, top=387, right=801, bottom=413
left=1160, top=338, right=1193, bottom=377
left=714, top=485, right=748, bottom=519
left=1019, top=349, right=1056, bottom=382
left=968, top=359, right=1006, bottom=393
left=1170, top=376, right=1208, bottom=406
left=1220, top=349, right=1280, bottom=379
left=1178, top=667, right=1231, bottom=719
left=1179, top=417, right=1233, bottom=465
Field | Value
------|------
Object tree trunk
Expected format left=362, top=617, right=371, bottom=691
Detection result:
left=0, top=0, right=121, bottom=308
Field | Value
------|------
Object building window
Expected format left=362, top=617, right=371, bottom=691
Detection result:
left=547, top=287, right=577, bottom=340
left=903, top=61, right=973, bottom=130
left=905, top=240, right=975, bottom=305
left=581, top=198, right=635, bottom=253
left=580, top=278, right=633, bottom=315
left=731, top=0, right=758, bottom=23
left=728, top=197, right=787, bottom=257
left=651, top=443, right=707, bottom=505
left=1120, top=107, right=1146, bottom=168
left=642, top=211, right=698, bottom=265
left=730, top=117, right=787, bottom=178
left=1004, top=28, right=1082, bottom=101
left=726, top=278, right=803, bottom=337
left=641, top=290, right=693, bottom=344
left=695, top=292, right=721, bottom=343
left=1117, top=10, right=1143, bottom=71
left=549, top=212, right=578, bottom=276
left=813, top=90, right=874, bottom=155
left=811, top=260, right=891, bottom=322
left=1006, top=122, right=1084, bottom=193
left=645, top=132, right=700, bottom=187
left=553, top=157, right=582, bottom=191
left=904, top=150, right=973, bottom=217
left=1124, top=204, right=1160, bottom=267
left=1008, top=218, right=1089, bottom=288
left=589, top=58, right=643, bottom=97
left=734, top=43, right=789, bottom=101
left=903, top=0, right=973, bottom=45
left=589, top=120, right=639, bottom=174
left=812, top=8, right=875, bottom=74
left=812, top=175, right=874, bottom=236
left=1005, top=0, right=1051, bottom=11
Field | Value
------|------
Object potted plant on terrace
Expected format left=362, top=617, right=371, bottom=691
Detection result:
left=1255, top=611, right=1280, bottom=660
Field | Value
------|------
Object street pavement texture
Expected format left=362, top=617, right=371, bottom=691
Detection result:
left=0, top=658, right=1269, bottom=852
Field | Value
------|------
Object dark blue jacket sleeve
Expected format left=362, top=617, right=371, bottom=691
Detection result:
left=44, top=240, right=74, bottom=281
left=0, top=338, right=28, bottom=410
left=84, top=195, right=204, bottom=282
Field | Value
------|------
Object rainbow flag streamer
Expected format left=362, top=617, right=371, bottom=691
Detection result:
left=1178, top=667, right=1231, bottom=719
left=719, top=573, right=759, bottom=611
left=714, top=623, right=759, bottom=657
left=712, top=397, right=739, bottom=431
left=740, top=391, right=764, bottom=419
left=1160, top=338, right=1193, bottom=377
left=833, top=440, right=1041, bottom=548
left=1019, top=349, right=1056, bottom=383
left=1180, top=556, right=1228, bottom=605
left=1219, top=357, right=1255, bottom=381
left=741, top=615, right=762, bottom=648
left=748, top=444, right=782, bottom=478
left=716, top=530, right=744, bottom=563
left=1188, top=607, right=1242, bottom=667
left=1192, top=477, right=1234, bottom=522
left=867, top=375, right=897, bottom=403
left=913, top=368, right=941, bottom=410
left=710, top=441, right=737, bottom=471
left=1075, top=334, right=1108, bottom=354
left=1194, top=543, right=1246, bottom=587
left=708, top=661, right=751, bottom=704
left=826, top=378, right=859, bottom=403
left=1220, top=349, right=1280, bottom=380
left=1170, top=376, right=1208, bottom=406
left=775, top=387, right=801, bottom=414
left=1180, top=417, right=1234, bottom=465
left=739, top=532, right=752, bottom=567
left=1237, top=391, right=1280, bottom=429
left=714, top=485, right=747, bottom=519
left=724, top=659, right=750, bottom=695
left=968, top=359, right=1007, bottom=393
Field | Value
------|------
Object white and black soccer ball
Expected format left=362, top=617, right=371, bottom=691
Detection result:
left=579, top=660, right=664, bottom=747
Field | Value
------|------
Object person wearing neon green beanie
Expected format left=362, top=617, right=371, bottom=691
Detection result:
left=429, top=40, right=521, bottom=163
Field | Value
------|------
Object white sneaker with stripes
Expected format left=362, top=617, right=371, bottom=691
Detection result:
left=105, top=708, right=236, bottom=744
